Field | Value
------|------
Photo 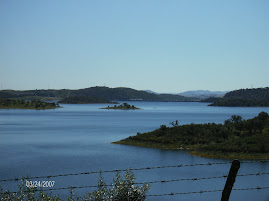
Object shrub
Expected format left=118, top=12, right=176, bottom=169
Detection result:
left=0, top=171, right=150, bottom=201
left=85, top=170, right=150, bottom=201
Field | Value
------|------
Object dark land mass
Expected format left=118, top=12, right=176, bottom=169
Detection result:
left=101, top=103, right=140, bottom=110
left=0, top=98, right=60, bottom=110
left=114, top=112, right=269, bottom=159
left=201, top=97, right=222, bottom=103
left=0, top=87, right=199, bottom=102
left=59, top=96, right=118, bottom=104
left=209, top=87, right=269, bottom=107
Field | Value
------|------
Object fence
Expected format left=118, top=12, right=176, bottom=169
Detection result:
left=1, top=160, right=269, bottom=200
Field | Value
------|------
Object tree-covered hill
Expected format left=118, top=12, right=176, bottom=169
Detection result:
left=68, top=87, right=198, bottom=101
left=0, top=87, right=198, bottom=102
left=210, top=87, right=269, bottom=107
left=114, top=112, right=269, bottom=159
left=59, top=96, right=117, bottom=104
left=224, top=87, right=269, bottom=100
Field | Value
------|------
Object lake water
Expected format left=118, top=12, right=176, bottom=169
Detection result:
left=0, top=102, right=269, bottom=201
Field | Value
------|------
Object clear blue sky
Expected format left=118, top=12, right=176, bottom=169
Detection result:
left=1, top=0, right=268, bottom=93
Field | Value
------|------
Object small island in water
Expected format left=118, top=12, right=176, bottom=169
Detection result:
left=114, top=112, right=269, bottom=159
left=0, top=98, right=60, bottom=110
left=101, top=103, right=140, bottom=110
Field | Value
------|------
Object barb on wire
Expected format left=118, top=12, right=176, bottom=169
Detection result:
left=2, top=186, right=268, bottom=198
left=240, top=160, right=269, bottom=164
left=237, top=172, right=269, bottom=177
left=1, top=171, right=269, bottom=195
left=147, top=186, right=269, bottom=197
left=0, top=161, right=233, bottom=182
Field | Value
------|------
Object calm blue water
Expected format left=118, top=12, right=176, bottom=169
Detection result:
left=0, top=102, right=269, bottom=201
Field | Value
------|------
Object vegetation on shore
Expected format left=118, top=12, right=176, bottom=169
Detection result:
left=210, top=98, right=269, bottom=107
left=0, top=171, right=149, bottom=201
left=0, top=98, right=60, bottom=110
left=59, top=96, right=118, bottom=104
left=210, top=87, right=269, bottom=107
left=114, top=112, right=269, bottom=159
left=101, top=103, right=140, bottom=110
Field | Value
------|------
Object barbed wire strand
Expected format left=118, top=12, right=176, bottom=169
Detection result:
left=148, top=186, right=269, bottom=197
left=86, top=186, right=269, bottom=200
left=1, top=186, right=269, bottom=198
left=240, top=160, right=269, bottom=163
left=137, top=172, right=269, bottom=185
left=0, top=161, right=234, bottom=183
left=1, top=172, right=269, bottom=195
left=2, top=160, right=269, bottom=183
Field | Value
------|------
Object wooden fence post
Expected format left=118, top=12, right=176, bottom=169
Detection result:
left=221, top=160, right=240, bottom=201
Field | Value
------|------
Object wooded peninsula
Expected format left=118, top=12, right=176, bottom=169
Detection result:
left=209, top=87, right=269, bottom=107
left=0, top=98, right=60, bottom=110
left=114, top=112, right=269, bottom=159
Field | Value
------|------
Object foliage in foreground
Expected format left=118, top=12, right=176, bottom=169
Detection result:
left=115, top=112, right=269, bottom=158
left=86, top=171, right=149, bottom=201
left=0, top=171, right=149, bottom=201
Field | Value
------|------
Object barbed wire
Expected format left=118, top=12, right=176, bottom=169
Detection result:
left=2, top=160, right=268, bottom=183
left=0, top=161, right=234, bottom=183
left=240, top=160, right=269, bottom=163
left=137, top=172, right=269, bottom=185
left=84, top=186, right=269, bottom=200
left=147, top=186, right=269, bottom=197
left=1, top=172, right=268, bottom=195
left=237, top=172, right=269, bottom=177
left=1, top=186, right=269, bottom=198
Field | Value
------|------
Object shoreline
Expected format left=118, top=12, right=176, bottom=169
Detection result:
left=113, top=141, right=269, bottom=160
left=0, top=106, right=61, bottom=110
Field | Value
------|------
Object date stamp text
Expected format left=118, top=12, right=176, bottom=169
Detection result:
left=26, top=180, right=55, bottom=188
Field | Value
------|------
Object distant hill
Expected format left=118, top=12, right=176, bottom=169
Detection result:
left=144, top=90, right=160, bottom=95
left=59, top=96, right=117, bottom=104
left=223, top=87, right=269, bottom=100
left=210, top=87, right=269, bottom=107
left=178, top=90, right=228, bottom=99
left=201, top=97, right=222, bottom=103
left=0, top=87, right=199, bottom=102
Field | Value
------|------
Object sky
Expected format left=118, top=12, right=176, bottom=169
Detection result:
left=0, top=0, right=268, bottom=93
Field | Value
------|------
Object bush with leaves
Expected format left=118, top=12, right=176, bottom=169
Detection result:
left=0, top=178, right=61, bottom=201
left=85, top=170, right=150, bottom=201
left=0, top=171, right=149, bottom=201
